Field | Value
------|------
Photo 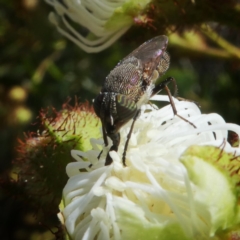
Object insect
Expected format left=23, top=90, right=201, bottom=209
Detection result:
left=93, top=35, right=193, bottom=166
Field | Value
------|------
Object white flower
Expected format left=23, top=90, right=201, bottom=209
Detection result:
left=62, top=95, right=240, bottom=240
left=45, top=0, right=151, bottom=53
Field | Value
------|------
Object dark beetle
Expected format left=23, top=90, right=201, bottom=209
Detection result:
left=93, top=35, right=180, bottom=166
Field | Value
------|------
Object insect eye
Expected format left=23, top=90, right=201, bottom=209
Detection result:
left=157, top=52, right=170, bottom=76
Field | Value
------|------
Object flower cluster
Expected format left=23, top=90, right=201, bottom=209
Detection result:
left=61, top=96, right=240, bottom=240
left=45, top=0, right=151, bottom=53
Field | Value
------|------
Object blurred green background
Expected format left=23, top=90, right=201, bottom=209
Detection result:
left=0, top=0, right=240, bottom=239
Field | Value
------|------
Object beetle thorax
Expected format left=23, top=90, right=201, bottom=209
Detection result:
left=102, top=57, right=145, bottom=103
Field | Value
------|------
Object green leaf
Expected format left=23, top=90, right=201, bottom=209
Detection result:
left=180, top=145, right=240, bottom=236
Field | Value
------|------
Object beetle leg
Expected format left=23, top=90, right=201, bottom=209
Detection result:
left=102, top=120, right=109, bottom=147
left=151, top=77, right=175, bottom=96
left=95, top=118, right=109, bottom=162
left=152, top=77, right=196, bottom=128
left=122, top=109, right=141, bottom=166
